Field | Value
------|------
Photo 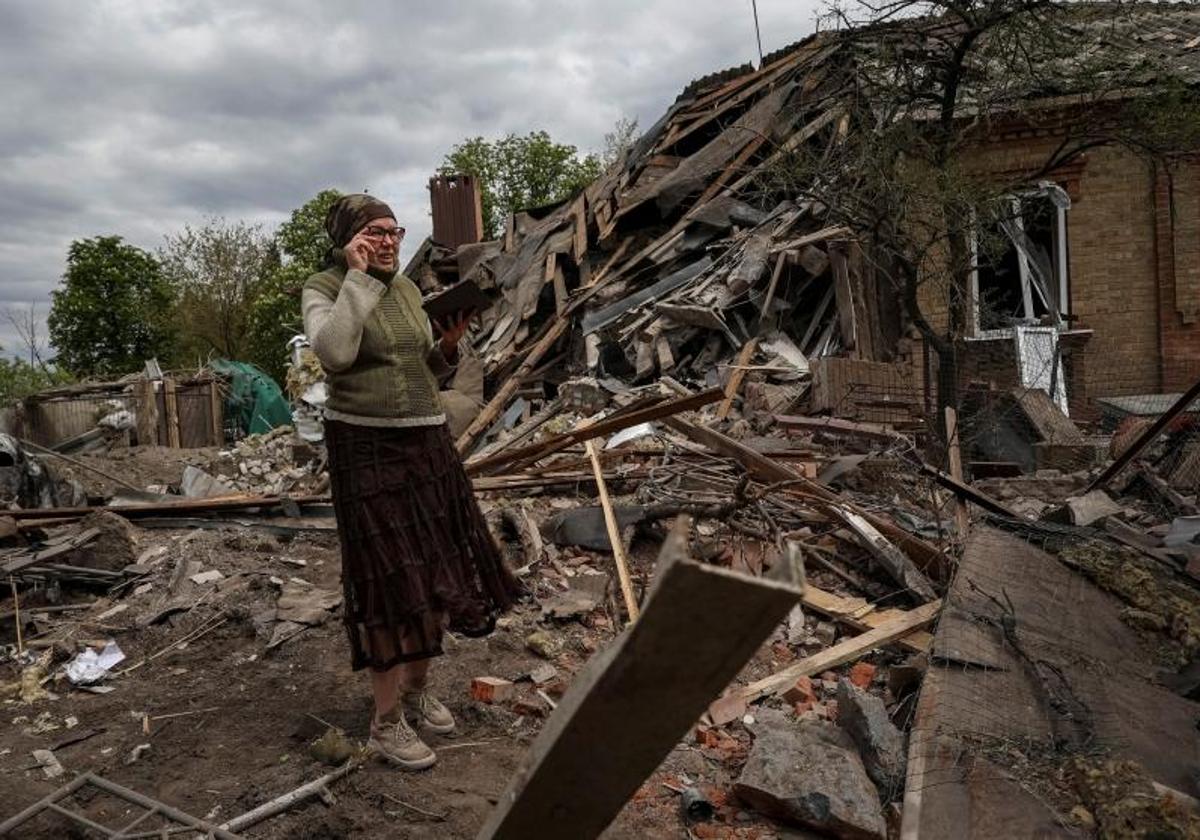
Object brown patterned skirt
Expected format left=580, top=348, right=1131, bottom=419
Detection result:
left=325, top=420, right=520, bottom=671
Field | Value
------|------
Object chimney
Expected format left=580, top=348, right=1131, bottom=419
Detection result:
left=429, top=174, right=484, bottom=249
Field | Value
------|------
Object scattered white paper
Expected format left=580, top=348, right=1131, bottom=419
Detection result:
left=66, top=641, right=126, bottom=686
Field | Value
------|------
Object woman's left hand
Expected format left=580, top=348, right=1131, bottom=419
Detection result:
left=434, top=311, right=471, bottom=356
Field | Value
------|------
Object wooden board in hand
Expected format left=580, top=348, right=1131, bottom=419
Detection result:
left=422, top=280, right=491, bottom=322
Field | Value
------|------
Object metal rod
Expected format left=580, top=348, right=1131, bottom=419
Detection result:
left=9, top=575, right=23, bottom=655
left=83, top=774, right=243, bottom=839
left=46, top=801, right=118, bottom=837
left=750, top=0, right=765, bottom=66
left=0, top=773, right=91, bottom=833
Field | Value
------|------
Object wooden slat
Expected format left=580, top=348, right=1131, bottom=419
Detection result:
left=758, top=251, right=789, bottom=320
left=801, top=585, right=933, bottom=654
left=945, top=407, right=970, bottom=538
left=136, top=378, right=158, bottom=446
left=163, top=379, right=181, bottom=449
left=716, top=338, right=760, bottom=421
left=209, top=379, right=223, bottom=446
left=456, top=318, right=569, bottom=455
left=478, top=519, right=803, bottom=840
left=586, top=439, right=640, bottom=623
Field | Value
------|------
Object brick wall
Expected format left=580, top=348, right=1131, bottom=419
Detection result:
left=1154, top=162, right=1200, bottom=391
left=914, top=132, right=1182, bottom=404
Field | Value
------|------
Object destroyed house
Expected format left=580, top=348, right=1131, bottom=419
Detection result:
left=410, top=3, right=1200, bottom=450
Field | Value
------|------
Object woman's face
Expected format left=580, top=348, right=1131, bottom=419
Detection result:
left=358, top=215, right=403, bottom=272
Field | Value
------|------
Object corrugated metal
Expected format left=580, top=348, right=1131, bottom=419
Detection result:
left=429, top=174, right=484, bottom=249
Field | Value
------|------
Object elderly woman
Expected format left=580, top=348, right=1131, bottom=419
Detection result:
left=302, top=194, right=520, bottom=771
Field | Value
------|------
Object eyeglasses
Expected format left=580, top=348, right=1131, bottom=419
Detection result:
left=361, top=225, right=406, bottom=242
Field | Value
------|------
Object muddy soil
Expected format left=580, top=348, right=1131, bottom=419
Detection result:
left=1, top=482, right=812, bottom=839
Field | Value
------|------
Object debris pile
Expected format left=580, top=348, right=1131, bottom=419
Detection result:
left=3, top=20, right=1200, bottom=840
left=211, top=426, right=325, bottom=497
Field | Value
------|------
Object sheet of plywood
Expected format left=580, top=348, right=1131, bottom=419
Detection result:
left=902, top=526, right=1200, bottom=838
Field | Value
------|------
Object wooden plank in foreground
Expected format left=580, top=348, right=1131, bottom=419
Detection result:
left=478, top=518, right=803, bottom=840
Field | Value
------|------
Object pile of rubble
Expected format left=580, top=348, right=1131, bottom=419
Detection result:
left=208, top=426, right=325, bottom=497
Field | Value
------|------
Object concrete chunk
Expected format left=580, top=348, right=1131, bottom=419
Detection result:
left=734, top=716, right=886, bottom=840
left=836, top=679, right=908, bottom=798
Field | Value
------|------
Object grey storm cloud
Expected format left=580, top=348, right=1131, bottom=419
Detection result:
left=0, top=0, right=822, bottom=357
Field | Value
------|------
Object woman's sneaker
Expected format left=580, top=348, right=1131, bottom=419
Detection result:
left=403, top=689, right=456, bottom=734
left=368, top=713, right=436, bottom=770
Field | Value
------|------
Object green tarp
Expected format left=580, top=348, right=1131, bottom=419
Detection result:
left=210, top=359, right=292, bottom=436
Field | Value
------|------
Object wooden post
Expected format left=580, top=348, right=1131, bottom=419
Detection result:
left=163, top=378, right=181, bottom=449
left=585, top=438, right=640, bottom=624
left=208, top=378, right=223, bottom=446
left=944, top=406, right=969, bottom=538
left=136, top=377, right=159, bottom=447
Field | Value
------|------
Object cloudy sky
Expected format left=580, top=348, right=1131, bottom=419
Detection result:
left=0, top=0, right=825, bottom=359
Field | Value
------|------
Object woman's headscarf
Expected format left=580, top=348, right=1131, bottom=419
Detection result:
left=324, top=193, right=395, bottom=248
left=322, top=193, right=396, bottom=270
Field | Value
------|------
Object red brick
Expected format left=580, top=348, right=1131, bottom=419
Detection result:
left=781, top=675, right=817, bottom=705
left=471, top=676, right=514, bottom=704
left=849, top=662, right=877, bottom=689
left=695, top=725, right=721, bottom=748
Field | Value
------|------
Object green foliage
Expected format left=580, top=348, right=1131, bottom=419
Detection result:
left=160, top=218, right=279, bottom=365
left=243, top=189, right=342, bottom=383
left=0, top=355, right=72, bottom=405
left=48, top=236, right=177, bottom=378
left=602, top=117, right=640, bottom=167
left=442, top=131, right=602, bottom=238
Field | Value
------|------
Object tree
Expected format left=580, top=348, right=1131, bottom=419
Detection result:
left=3, top=303, right=50, bottom=368
left=243, top=189, right=343, bottom=383
left=0, top=354, right=72, bottom=405
left=442, top=131, right=602, bottom=238
left=160, top=218, right=279, bottom=365
left=772, top=0, right=1200, bottom=418
left=602, top=116, right=641, bottom=168
left=48, top=236, right=177, bottom=377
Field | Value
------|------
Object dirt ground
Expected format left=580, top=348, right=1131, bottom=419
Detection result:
left=0, top=447, right=839, bottom=839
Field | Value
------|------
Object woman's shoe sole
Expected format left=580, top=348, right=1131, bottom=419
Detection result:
left=419, top=718, right=456, bottom=736
left=367, top=738, right=437, bottom=771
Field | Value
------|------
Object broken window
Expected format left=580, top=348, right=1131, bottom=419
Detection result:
left=971, top=184, right=1070, bottom=334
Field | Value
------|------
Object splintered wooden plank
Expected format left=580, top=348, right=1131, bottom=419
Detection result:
left=467, top=389, right=722, bottom=476
left=827, top=506, right=938, bottom=602
left=478, top=521, right=803, bottom=840
left=735, top=600, right=943, bottom=705
left=802, top=585, right=932, bottom=654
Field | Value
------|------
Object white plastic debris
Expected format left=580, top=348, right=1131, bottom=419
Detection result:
left=605, top=422, right=656, bottom=449
left=65, top=640, right=125, bottom=686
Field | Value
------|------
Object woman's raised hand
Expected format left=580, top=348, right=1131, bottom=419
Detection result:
left=345, top=231, right=376, bottom=273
